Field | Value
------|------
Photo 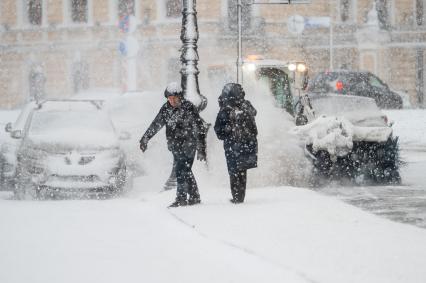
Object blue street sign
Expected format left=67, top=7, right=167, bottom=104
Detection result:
left=119, top=15, right=130, bottom=33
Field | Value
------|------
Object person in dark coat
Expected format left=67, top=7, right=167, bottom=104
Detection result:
left=139, top=82, right=207, bottom=207
left=214, top=83, right=258, bottom=203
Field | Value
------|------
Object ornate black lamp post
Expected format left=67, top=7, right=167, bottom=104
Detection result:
left=180, top=0, right=207, bottom=111
left=163, top=0, right=208, bottom=190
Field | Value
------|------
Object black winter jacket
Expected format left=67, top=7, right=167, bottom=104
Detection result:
left=141, top=99, right=207, bottom=155
left=214, top=83, right=258, bottom=172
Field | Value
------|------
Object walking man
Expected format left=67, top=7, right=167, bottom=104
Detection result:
left=140, top=82, right=207, bottom=207
left=214, top=83, right=258, bottom=203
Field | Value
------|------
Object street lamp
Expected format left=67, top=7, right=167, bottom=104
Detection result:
left=180, top=0, right=207, bottom=112
left=164, top=0, right=208, bottom=190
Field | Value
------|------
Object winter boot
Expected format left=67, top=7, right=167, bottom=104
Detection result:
left=188, top=197, right=201, bottom=206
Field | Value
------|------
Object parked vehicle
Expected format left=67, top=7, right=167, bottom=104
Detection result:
left=307, top=70, right=403, bottom=109
left=0, top=137, right=17, bottom=191
left=293, top=93, right=400, bottom=185
left=1, top=110, right=28, bottom=191
left=7, top=100, right=128, bottom=199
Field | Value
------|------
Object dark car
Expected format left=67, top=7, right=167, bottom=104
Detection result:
left=307, top=70, right=403, bottom=109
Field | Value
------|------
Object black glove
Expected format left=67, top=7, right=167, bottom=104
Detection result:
left=197, top=148, right=207, bottom=161
left=139, top=138, right=148, bottom=152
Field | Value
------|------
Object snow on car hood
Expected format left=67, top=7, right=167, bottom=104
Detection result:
left=27, top=129, right=119, bottom=150
left=309, top=94, right=388, bottom=127
left=291, top=115, right=392, bottom=159
left=27, top=110, right=119, bottom=150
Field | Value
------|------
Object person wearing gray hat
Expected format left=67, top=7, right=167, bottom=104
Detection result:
left=139, top=82, right=207, bottom=207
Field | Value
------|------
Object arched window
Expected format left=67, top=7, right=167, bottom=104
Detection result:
left=340, top=0, right=352, bottom=22
left=166, top=0, right=181, bottom=18
left=27, top=0, right=42, bottom=25
left=375, top=0, right=390, bottom=29
left=119, top=0, right=135, bottom=19
left=71, top=0, right=88, bottom=23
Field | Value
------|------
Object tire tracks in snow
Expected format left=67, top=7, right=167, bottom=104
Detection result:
left=167, top=209, right=319, bottom=283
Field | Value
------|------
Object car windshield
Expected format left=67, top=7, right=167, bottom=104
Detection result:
left=29, top=111, right=114, bottom=136
left=310, top=95, right=379, bottom=116
left=368, top=75, right=387, bottom=89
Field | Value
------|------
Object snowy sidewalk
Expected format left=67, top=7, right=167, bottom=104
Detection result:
left=1, top=187, right=426, bottom=283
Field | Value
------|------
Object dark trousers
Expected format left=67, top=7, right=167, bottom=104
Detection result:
left=229, top=169, right=247, bottom=202
left=173, top=150, right=200, bottom=201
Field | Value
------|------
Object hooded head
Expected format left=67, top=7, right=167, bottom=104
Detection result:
left=164, top=82, right=183, bottom=98
left=219, top=83, right=245, bottom=107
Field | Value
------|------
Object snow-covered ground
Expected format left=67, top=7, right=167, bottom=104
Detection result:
left=1, top=185, right=426, bottom=283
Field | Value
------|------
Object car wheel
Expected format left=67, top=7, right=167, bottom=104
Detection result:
left=14, top=166, right=40, bottom=200
left=14, top=182, right=39, bottom=200
left=109, top=165, right=128, bottom=196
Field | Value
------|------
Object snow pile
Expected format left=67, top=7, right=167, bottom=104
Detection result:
left=291, top=113, right=393, bottom=160
left=291, top=115, right=354, bottom=158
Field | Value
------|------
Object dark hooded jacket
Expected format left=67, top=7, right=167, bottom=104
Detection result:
left=141, top=99, right=206, bottom=156
left=214, top=83, right=258, bottom=173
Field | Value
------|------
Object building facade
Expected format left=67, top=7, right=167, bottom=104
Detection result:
left=1, top=0, right=425, bottom=108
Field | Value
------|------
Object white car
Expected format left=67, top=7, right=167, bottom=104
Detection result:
left=1, top=111, right=23, bottom=190
left=8, top=100, right=128, bottom=199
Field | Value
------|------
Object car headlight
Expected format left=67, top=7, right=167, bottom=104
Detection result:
left=297, top=63, right=307, bottom=72
left=288, top=63, right=297, bottom=72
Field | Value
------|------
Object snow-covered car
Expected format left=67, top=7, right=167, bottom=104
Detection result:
left=9, top=100, right=128, bottom=199
left=0, top=135, right=17, bottom=190
left=1, top=111, right=23, bottom=190
left=292, top=94, right=400, bottom=185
